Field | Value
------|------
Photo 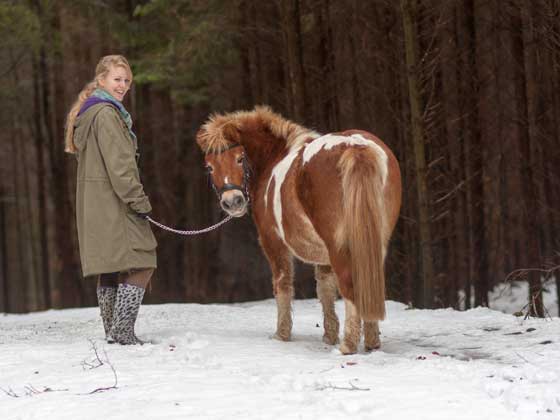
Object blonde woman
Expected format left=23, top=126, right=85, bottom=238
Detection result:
left=65, top=55, right=157, bottom=345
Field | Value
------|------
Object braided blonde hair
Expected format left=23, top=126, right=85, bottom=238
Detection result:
left=64, top=55, right=133, bottom=154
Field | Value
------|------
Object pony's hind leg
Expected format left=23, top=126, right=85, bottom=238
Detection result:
left=315, top=265, right=339, bottom=345
left=363, top=320, right=381, bottom=351
left=340, top=299, right=361, bottom=355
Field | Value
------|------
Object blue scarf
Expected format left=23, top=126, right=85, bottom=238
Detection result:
left=79, top=88, right=137, bottom=142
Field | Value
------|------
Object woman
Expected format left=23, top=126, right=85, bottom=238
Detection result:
left=65, top=55, right=157, bottom=345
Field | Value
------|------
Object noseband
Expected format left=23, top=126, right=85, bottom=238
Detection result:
left=206, top=144, right=251, bottom=205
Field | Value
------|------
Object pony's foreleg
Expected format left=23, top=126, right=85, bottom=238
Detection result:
left=363, top=320, right=381, bottom=351
left=259, top=231, right=294, bottom=340
left=315, top=265, right=339, bottom=345
left=273, top=267, right=294, bottom=341
left=340, top=299, right=361, bottom=355
left=263, top=246, right=294, bottom=341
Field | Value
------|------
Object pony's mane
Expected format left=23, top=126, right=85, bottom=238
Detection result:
left=197, top=106, right=320, bottom=154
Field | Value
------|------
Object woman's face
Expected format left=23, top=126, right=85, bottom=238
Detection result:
left=98, top=65, right=132, bottom=102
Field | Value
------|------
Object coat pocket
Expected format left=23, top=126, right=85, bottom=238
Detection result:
left=125, top=212, right=158, bottom=252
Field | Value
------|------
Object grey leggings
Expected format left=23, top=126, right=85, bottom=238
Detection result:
left=96, top=269, right=154, bottom=290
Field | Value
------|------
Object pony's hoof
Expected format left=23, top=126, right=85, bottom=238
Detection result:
left=364, top=335, right=381, bottom=352
left=339, top=342, right=357, bottom=355
left=272, top=332, right=291, bottom=342
left=323, top=335, right=339, bottom=345
left=364, top=342, right=380, bottom=352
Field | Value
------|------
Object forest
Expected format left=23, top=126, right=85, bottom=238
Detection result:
left=0, top=0, right=559, bottom=316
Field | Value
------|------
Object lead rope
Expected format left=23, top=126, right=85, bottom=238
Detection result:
left=146, top=215, right=233, bottom=236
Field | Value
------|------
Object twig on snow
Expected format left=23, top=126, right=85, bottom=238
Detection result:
left=0, top=387, right=20, bottom=398
left=316, top=381, right=370, bottom=391
left=79, top=340, right=119, bottom=395
left=1, top=385, right=68, bottom=398
left=514, top=352, right=532, bottom=364
left=24, top=384, right=68, bottom=396
left=82, top=339, right=106, bottom=370
left=87, top=348, right=118, bottom=394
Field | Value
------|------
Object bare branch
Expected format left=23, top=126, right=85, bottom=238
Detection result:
left=505, top=265, right=560, bottom=284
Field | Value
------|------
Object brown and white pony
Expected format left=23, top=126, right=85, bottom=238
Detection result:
left=196, top=106, right=401, bottom=354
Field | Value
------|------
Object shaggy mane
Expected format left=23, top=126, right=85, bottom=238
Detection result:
left=196, top=106, right=320, bottom=154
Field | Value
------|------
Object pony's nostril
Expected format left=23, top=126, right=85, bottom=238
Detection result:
left=233, top=195, right=244, bottom=207
left=221, top=200, right=231, bottom=210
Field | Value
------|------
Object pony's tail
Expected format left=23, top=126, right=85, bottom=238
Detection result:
left=337, top=146, right=387, bottom=321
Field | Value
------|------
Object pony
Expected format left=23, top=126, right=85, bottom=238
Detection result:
left=196, top=106, right=402, bottom=354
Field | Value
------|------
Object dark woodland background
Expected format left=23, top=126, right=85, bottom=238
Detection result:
left=1, top=0, right=559, bottom=315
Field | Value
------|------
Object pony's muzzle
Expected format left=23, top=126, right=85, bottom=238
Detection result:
left=220, top=190, right=247, bottom=217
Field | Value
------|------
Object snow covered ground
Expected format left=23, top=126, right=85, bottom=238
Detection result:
left=1, top=281, right=559, bottom=420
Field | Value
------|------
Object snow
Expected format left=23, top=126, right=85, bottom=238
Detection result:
left=1, top=283, right=559, bottom=420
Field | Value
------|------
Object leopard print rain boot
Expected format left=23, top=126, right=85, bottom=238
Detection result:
left=109, top=283, right=146, bottom=345
left=96, top=287, right=117, bottom=342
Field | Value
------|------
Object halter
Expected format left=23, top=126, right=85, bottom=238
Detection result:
left=206, top=144, right=252, bottom=206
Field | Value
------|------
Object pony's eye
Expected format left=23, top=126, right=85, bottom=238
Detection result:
left=236, top=155, right=244, bottom=165
left=205, top=165, right=214, bottom=174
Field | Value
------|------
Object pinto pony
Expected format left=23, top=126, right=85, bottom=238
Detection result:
left=196, top=107, right=401, bottom=354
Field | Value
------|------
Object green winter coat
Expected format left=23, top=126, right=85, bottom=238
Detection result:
left=74, top=103, right=157, bottom=277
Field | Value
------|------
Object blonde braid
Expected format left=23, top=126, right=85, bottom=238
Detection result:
left=64, top=81, right=97, bottom=153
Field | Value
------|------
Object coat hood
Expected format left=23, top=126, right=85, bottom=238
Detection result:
left=74, top=103, right=113, bottom=152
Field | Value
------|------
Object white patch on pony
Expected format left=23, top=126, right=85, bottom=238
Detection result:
left=303, top=133, right=388, bottom=185
left=224, top=176, right=229, bottom=184
left=288, top=131, right=321, bottom=151
left=264, top=132, right=320, bottom=209
left=264, top=177, right=272, bottom=209
left=264, top=146, right=304, bottom=240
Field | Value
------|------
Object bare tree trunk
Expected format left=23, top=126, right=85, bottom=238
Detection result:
left=252, top=2, right=270, bottom=105
left=9, top=48, right=44, bottom=311
left=472, top=0, right=504, bottom=308
left=280, top=0, right=306, bottom=121
left=440, top=1, right=465, bottom=308
left=400, top=0, right=435, bottom=308
left=32, top=55, right=51, bottom=309
left=169, top=101, right=188, bottom=300
left=548, top=1, right=560, bottom=317
left=14, top=121, right=38, bottom=312
left=238, top=0, right=255, bottom=108
left=8, top=114, right=28, bottom=312
left=457, top=1, right=477, bottom=310
left=519, top=0, right=544, bottom=317
left=0, top=187, right=8, bottom=312
left=348, top=0, right=365, bottom=128
left=32, top=0, right=82, bottom=307
left=497, top=2, right=525, bottom=285
left=318, top=0, right=339, bottom=129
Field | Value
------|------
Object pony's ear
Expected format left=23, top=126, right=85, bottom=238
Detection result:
left=222, top=121, right=242, bottom=143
